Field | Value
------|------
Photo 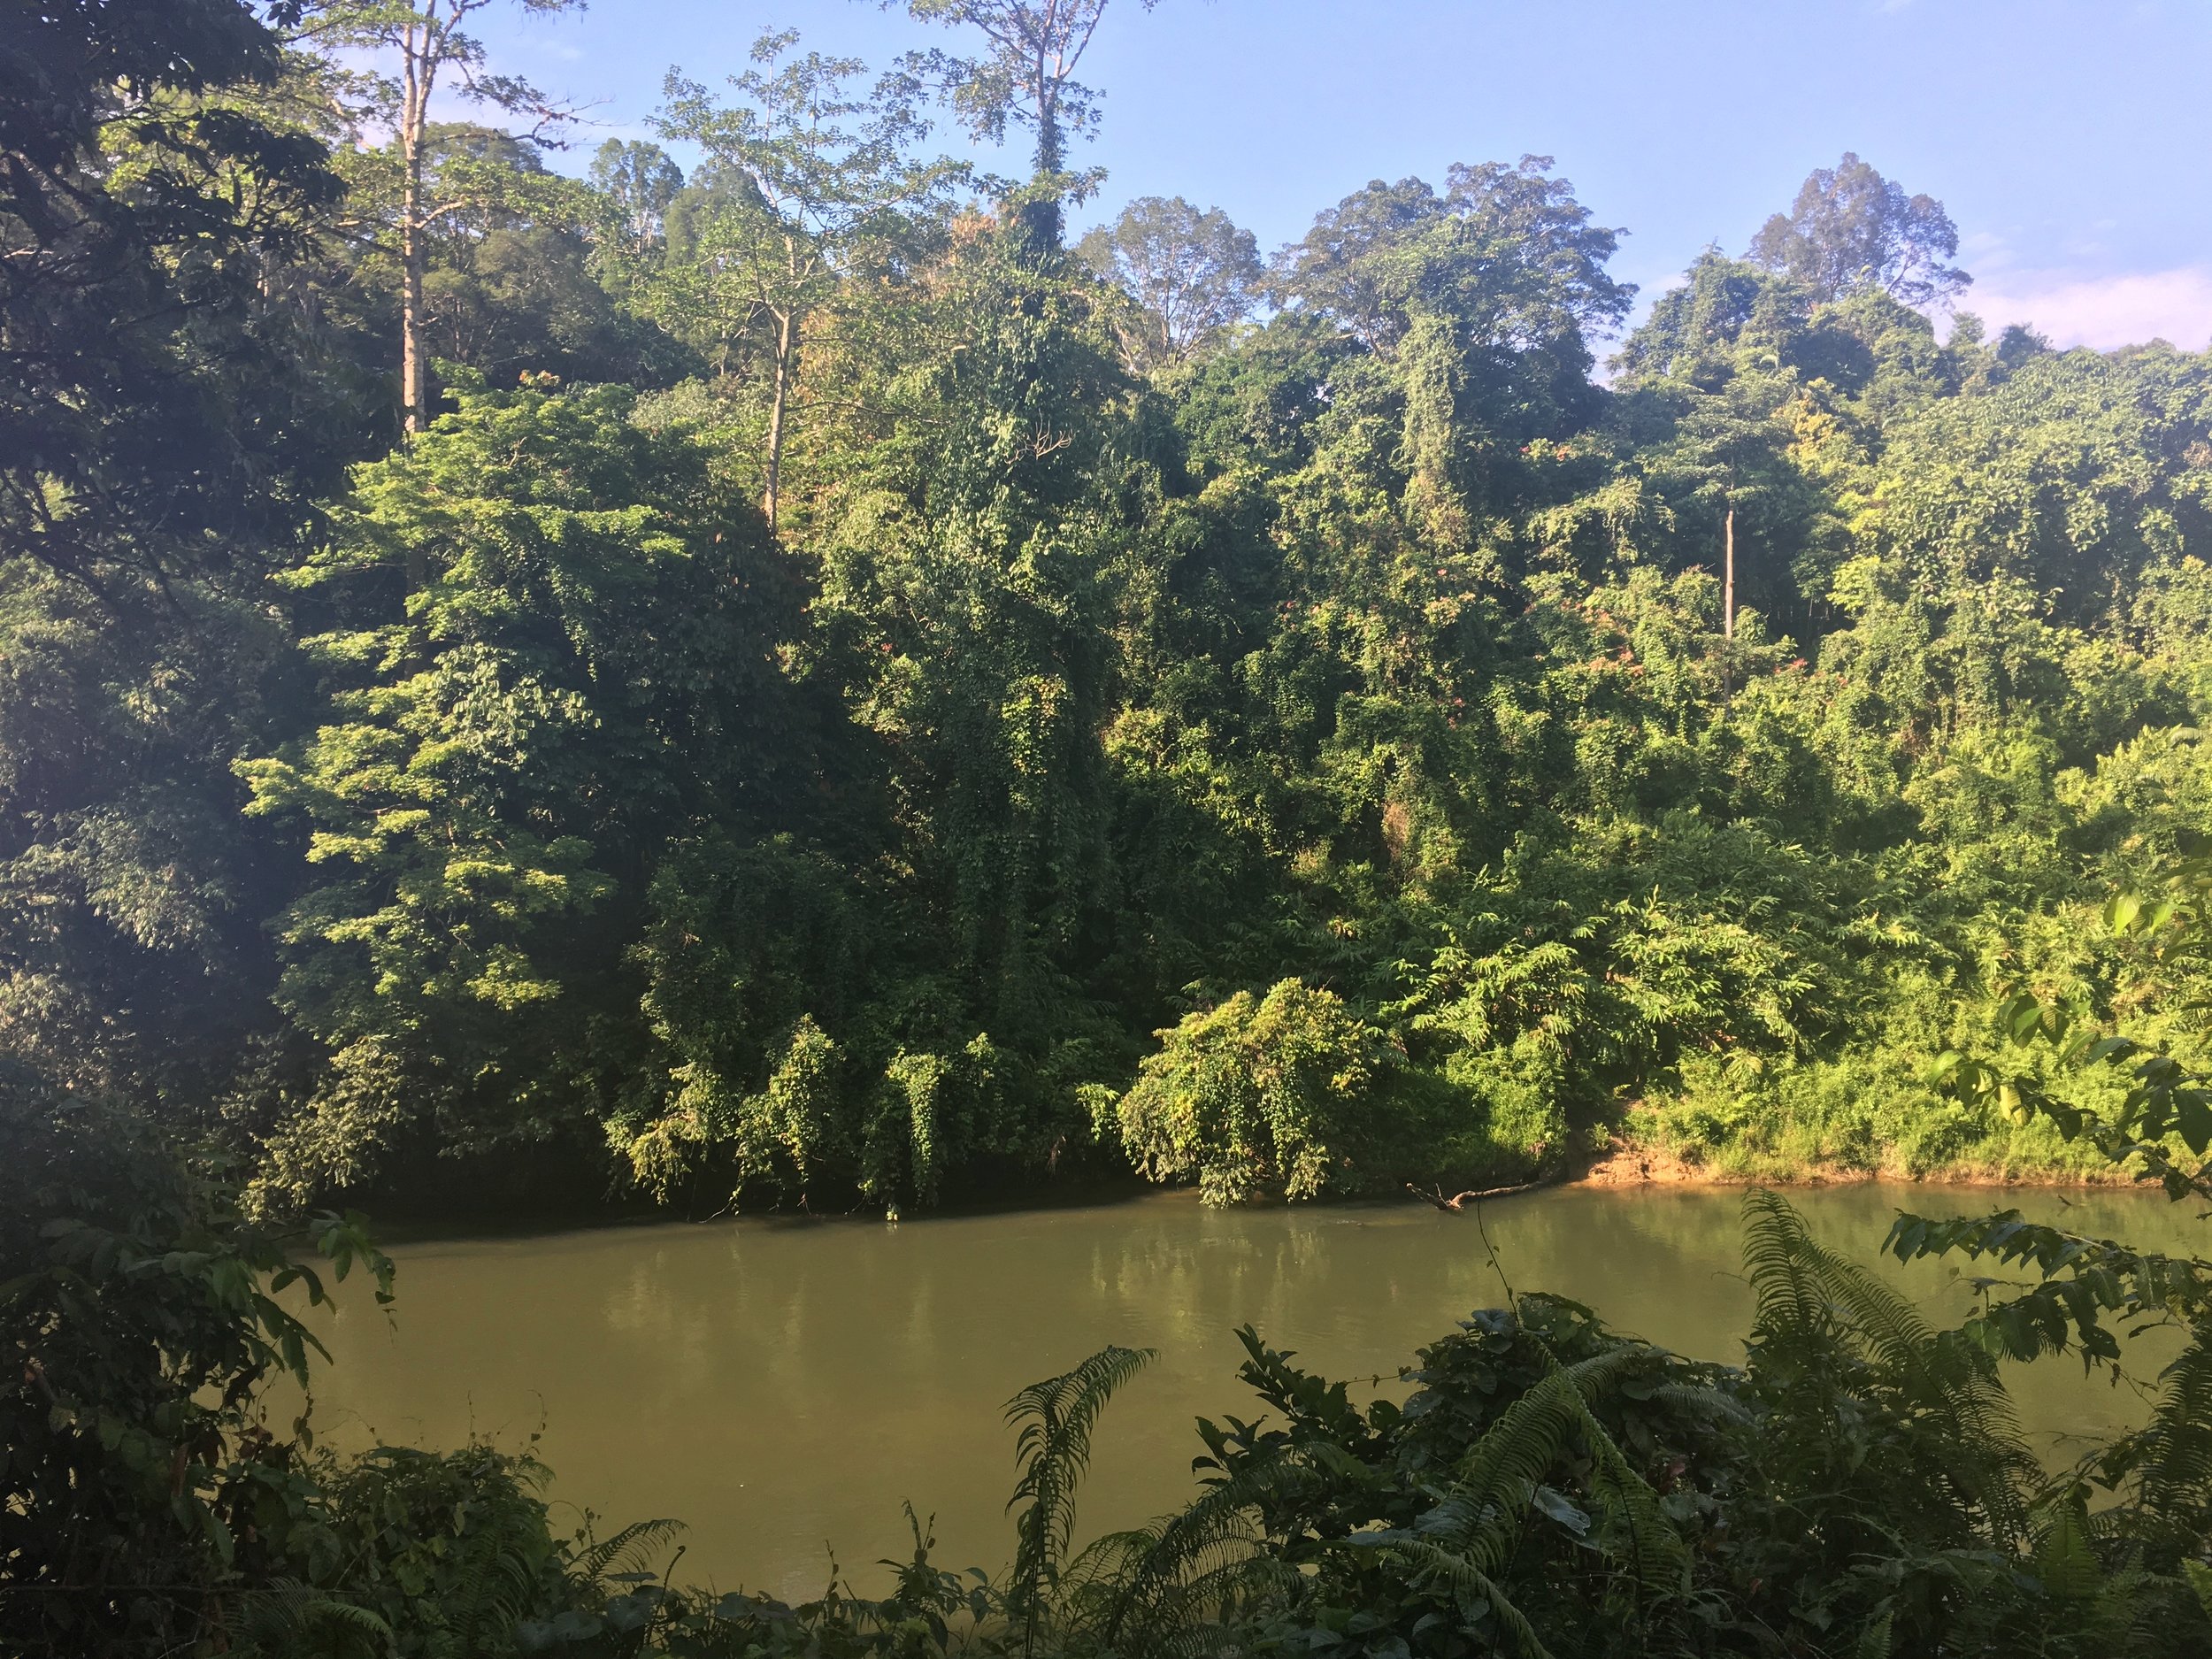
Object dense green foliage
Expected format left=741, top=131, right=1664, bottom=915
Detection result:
left=9, top=4, right=2212, bottom=1645
left=9, top=1, right=2212, bottom=1219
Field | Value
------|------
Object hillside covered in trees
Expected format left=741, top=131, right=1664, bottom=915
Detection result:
left=8, top=0, right=2212, bottom=1229
left=18, top=5, right=2212, bottom=1658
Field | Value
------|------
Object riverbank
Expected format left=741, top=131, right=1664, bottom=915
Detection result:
left=1575, top=1059, right=2183, bottom=1192
left=1574, top=1135, right=2162, bottom=1190
left=344, top=1144, right=2162, bottom=1245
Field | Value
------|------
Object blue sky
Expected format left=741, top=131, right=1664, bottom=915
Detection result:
left=464, top=0, right=2212, bottom=350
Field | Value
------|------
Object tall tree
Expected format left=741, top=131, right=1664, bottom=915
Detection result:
left=291, top=0, right=583, bottom=434
left=237, top=378, right=803, bottom=1207
left=654, top=32, right=956, bottom=529
left=887, top=0, right=1160, bottom=245
left=1279, top=161, right=1632, bottom=359
left=393, top=123, right=679, bottom=392
left=1274, top=158, right=1632, bottom=536
left=1747, top=151, right=1970, bottom=307
left=1076, top=196, right=1261, bottom=373
left=589, top=136, right=684, bottom=268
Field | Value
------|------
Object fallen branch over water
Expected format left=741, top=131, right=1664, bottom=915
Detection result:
left=1407, top=1180, right=1543, bottom=1211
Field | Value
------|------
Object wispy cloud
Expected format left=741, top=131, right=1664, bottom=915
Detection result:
left=1962, top=266, right=2212, bottom=351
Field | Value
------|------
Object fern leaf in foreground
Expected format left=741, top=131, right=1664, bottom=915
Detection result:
left=1004, top=1343, right=1156, bottom=1650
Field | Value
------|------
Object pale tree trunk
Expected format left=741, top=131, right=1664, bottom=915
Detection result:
left=1721, top=502, right=1736, bottom=715
left=764, top=305, right=795, bottom=532
left=399, top=17, right=431, bottom=435
left=759, top=230, right=806, bottom=532
left=399, top=155, right=427, bottom=434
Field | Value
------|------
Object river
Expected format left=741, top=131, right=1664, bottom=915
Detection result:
left=296, top=1182, right=2207, bottom=1597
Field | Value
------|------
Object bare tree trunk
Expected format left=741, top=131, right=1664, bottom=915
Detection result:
left=763, top=306, right=795, bottom=531
left=400, top=164, right=426, bottom=434
left=399, top=20, right=429, bottom=435
left=1721, top=502, right=1736, bottom=716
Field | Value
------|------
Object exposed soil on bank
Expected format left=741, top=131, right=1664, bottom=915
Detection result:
left=1574, top=1136, right=2154, bottom=1191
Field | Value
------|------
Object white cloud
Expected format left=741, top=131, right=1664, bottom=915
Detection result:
left=1958, top=266, right=2212, bottom=352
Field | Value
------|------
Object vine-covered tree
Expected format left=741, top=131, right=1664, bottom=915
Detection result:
left=235, top=378, right=803, bottom=1207
left=889, top=0, right=1162, bottom=244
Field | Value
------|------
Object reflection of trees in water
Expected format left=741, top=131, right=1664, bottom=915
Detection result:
left=303, top=1187, right=2202, bottom=1588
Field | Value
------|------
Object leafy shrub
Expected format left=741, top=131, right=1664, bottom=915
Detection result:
left=0, top=1064, right=390, bottom=1658
left=1116, top=979, right=1391, bottom=1202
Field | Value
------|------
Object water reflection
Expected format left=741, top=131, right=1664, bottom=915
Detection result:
left=299, top=1184, right=2204, bottom=1597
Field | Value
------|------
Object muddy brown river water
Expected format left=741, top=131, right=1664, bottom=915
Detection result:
left=294, top=1182, right=2208, bottom=1596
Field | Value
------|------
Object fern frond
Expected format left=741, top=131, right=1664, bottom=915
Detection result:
left=1382, top=1536, right=1555, bottom=1659
left=1743, top=1187, right=1826, bottom=1344
left=2138, top=1326, right=2212, bottom=1534
left=1446, top=1370, right=1590, bottom=1572
left=1557, top=1343, right=1653, bottom=1404
left=1582, top=1413, right=1692, bottom=1599
left=1004, top=1344, right=1156, bottom=1649
left=1745, top=1187, right=2037, bottom=1547
left=572, top=1517, right=687, bottom=1586
left=1647, top=1380, right=1756, bottom=1426
left=1815, top=1236, right=2033, bottom=1538
left=312, top=1597, right=401, bottom=1640
left=1802, top=1234, right=1939, bottom=1377
left=2032, top=1488, right=2102, bottom=1601
left=231, top=1582, right=399, bottom=1655
left=1430, top=1356, right=1691, bottom=1615
left=1094, top=1453, right=1329, bottom=1649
